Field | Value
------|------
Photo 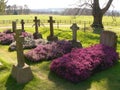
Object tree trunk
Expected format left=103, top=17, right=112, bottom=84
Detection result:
left=91, top=0, right=113, bottom=29
left=91, top=11, right=104, bottom=28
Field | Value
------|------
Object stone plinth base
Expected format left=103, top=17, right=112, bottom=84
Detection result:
left=47, top=36, right=58, bottom=41
left=11, top=64, right=33, bottom=84
left=70, top=40, right=82, bottom=48
left=33, top=32, right=42, bottom=39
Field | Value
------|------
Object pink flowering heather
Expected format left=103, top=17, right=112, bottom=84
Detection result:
left=25, top=40, right=73, bottom=62
left=0, top=33, right=14, bottom=45
left=50, top=44, right=119, bottom=83
left=21, top=32, right=32, bottom=37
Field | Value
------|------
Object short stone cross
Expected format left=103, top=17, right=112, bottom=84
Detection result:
left=21, top=19, right=25, bottom=32
left=12, top=21, right=16, bottom=33
left=48, top=16, right=55, bottom=37
left=70, top=23, right=79, bottom=42
left=33, top=16, right=40, bottom=33
left=11, top=30, right=33, bottom=84
left=14, top=30, right=25, bottom=67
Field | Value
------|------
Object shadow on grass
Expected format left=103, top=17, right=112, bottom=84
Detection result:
left=5, top=75, right=26, bottom=90
left=48, top=62, right=120, bottom=90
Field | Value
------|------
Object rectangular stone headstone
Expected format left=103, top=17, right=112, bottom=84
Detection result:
left=100, top=31, right=117, bottom=50
left=12, top=21, right=16, bottom=33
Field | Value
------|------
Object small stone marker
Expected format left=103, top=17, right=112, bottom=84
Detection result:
left=70, top=23, right=82, bottom=48
left=70, top=23, right=79, bottom=42
left=33, top=16, right=42, bottom=39
left=11, top=30, right=33, bottom=84
left=47, top=16, right=58, bottom=41
left=100, top=31, right=117, bottom=50
left=21, top=19, right=25, bottom=32
left=12, top=21, right=16, bottom=33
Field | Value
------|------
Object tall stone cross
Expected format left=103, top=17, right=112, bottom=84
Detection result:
left=33, top=16, right=40, bottom=33
left=48, top=16, right=55, bottom=37
left=70, top=23, right=79, bottom=42
left=21, top=19, right=25, bottom=32
left=12, top=29, right=33, bottom=84
left=14, top=30, right=25, bottom=67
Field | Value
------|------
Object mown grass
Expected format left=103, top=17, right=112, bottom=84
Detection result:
left=0, top=15, right=120, bottom=90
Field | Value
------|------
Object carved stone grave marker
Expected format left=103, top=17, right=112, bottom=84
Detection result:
left=47, top=16, right=58, bottom=41
left=100, top=31, right=117, bottom=50
left=33, top=16, right=42, bottom=39
left=12, top=21, right=16, bottom=33
left=21, top=19, right=25, bottom=32
left=70, top=23, right=79, bottom=42
left=11, top=30, right=33, bottom=84
left=70, top=23, right=82, bottom=48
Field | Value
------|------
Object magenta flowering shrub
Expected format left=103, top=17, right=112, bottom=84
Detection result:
left=21, top=32, right=32, bottom=37
left=25, top=40, right=73, bottom=62
left=50, top=44, right=119, bottom=83
left=0, top=33, right=14, bottom=45
left=0, top=31, right=32, bottom=45
left=3, top=29, right=12, bottom=34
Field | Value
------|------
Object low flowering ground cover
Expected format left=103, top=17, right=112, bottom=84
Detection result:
left=0, top=30, right=32, bottom=45
left=0, top=32, right=14, bottom=45
left=24, top=40, right=73, bottom=62
left=50, top=44, right=119, bottom=83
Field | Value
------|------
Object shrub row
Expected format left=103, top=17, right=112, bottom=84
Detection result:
left=50, top=44, right=119, bottom=83
left=24, top=40, right=73, bottom=62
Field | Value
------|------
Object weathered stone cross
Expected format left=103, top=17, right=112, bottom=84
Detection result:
left=70, top=23, right=79, bottom=42
left=11, top=30, right=33, bottom=84
left=14, top=30, right=25, bottom=67
left=48, top=16, right=55, bottom=37
left=21, top=19, right=25, bottom=32
left=33, top=16, right=40, bottom=33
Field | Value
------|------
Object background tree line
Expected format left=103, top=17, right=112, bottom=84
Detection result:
left=0, top=0, right=30, bottom=15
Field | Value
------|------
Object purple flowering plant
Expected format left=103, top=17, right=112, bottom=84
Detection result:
left=50, top=44, right=119, bottom=83
left=0, top=31, right=32, bottom=45
left=24, top=40, right=73, bottom=62
left=0, top=33, right=14, bottom=45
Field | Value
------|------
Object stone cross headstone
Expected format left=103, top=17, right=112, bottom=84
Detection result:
left=47, top=16, right=58, bottom=41
left=21, top=19, right=25, bottom=32
left=11, top=30, right=33, bottom=84
left=33, top=16, right=42, bottom=39
left=48, top=16, right=55, bottom=37
left=12, top=21, right=16, bottom=33
left=33, top=16, right=40, bottom=33
left=100, top=31, right=117, bottom=50
left=14, top=30, right=25, bottom=67
left=70, top=23, right=82, bottom=48
left=70, top=23, right=79, bottom=42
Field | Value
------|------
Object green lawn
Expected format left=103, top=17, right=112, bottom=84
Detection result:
left=0, top=26, right=120, bottom=90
